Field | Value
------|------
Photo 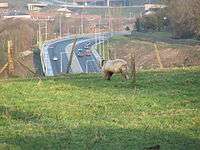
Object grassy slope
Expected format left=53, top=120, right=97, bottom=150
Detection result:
left=0, top=68, right=200, bottom=150
left=130, top=32, right=200, bottom=45
left=110, top=32, right=200, bottom=51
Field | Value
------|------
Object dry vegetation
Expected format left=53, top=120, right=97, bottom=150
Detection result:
left=106, top=35, right=200, bottom=70
left=0, top=19, right=37, bottom=76
left=166, top=0, right=200, bottom=38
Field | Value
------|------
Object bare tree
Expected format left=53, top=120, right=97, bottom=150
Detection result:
left=0, top=19, right=37, bottom=68
left=166, top=0, right=200, bottom=38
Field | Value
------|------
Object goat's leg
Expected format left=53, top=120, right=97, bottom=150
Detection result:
left=121, top=71, right=129, bottom=80
left=107, top=72, right=113, bottom=80
left=104, top=71, right=111, bottom=80
left=120, top=67, right=129, bottom=80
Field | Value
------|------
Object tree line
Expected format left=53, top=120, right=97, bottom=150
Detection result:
left=135, top=0, right=200, bottom=39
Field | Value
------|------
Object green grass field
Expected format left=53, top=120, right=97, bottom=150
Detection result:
left=0, top=68, right=200, bottom=150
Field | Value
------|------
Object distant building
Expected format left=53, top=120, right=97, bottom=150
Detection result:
left=27, top=3, right=48, bottom=12
left=71, top=14, right=101, bottom=21
left=0, top=3, right=9, bottom=18
left=3, top=11, right=31, bottom=19
left=144, top=3, right=166, bottom=11
left=57, top=8, right=72, bottom=13
left=143, top=2, right=167, bottom=16
left=30, top=12, right=56, bottom=21
left=74, top=0, right=94, bottom=6
left=0, top=2, right=8, bottom=8
left=74, top=0, right=129, bottom=6
left=57, top=7, right=73, bottom=17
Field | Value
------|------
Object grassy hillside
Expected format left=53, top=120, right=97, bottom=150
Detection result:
left=130, top=32, right=200, bottom=45
left=0, top=67, right=200, bottom=149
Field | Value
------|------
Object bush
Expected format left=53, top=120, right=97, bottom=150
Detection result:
left=134, top=10, right=168, bottom=32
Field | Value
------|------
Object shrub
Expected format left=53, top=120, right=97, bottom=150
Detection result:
left=134, top=10, right=168, bottom=32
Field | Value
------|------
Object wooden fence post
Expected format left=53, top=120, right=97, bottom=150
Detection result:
left=154, top=43, right=163, bottom=69
left=131, top=51, right=136, bottom=84
left=0, top=63, right=8, bottom=75
left=7, top=40, right=14, bottom=76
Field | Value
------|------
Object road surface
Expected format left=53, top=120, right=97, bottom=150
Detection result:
left=41, top=32, right=129, bottom=76
left=42, top=36, right=105, bottom=76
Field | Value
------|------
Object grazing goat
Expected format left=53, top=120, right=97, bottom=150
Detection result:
left=102, top=59, right=129, bottom=80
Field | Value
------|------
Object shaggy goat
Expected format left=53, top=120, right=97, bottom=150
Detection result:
left=102, top=59, right=129, bottom=80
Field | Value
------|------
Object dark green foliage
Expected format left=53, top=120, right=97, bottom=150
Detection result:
left=135, top=10, right=168, bottom=32
left=125, top=26, right=130, bottom=31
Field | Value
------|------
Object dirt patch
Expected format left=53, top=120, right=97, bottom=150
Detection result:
left=14, top=54, right=36, bottom=78
left=108, top=38, right=200, bottom=70
left=0, top=54, right=35, bottom=78
left=0, top=18, right=37, bottom=78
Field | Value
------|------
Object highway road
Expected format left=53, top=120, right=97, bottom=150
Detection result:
left=75, top=39, right=101, bottom=73
left=47, top=39, right=72, bottom=75
left=41, top=32, right=129, bottom=76
left=42, top=36, right=105, bottom=76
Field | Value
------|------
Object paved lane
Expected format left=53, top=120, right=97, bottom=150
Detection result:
left=42, top=34, right=110, bottom=76
left=75, top=39, right=101, bottom=73
left=46, top=37, right=86, bottom=75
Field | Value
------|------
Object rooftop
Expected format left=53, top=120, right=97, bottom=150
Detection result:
left=27, top=3, right=48, bottom=7
left=30, top=12, right=56, bottom=20
left=0, top=3, right=8, bottom=8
